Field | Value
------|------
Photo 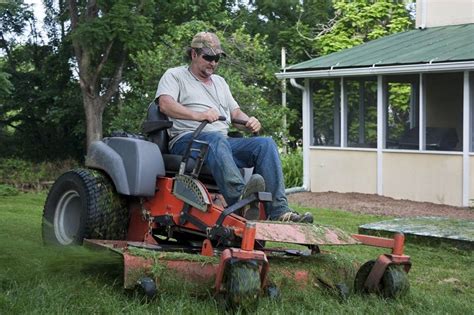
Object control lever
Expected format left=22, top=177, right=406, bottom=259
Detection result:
left=179, top=116, right=227, bottom=176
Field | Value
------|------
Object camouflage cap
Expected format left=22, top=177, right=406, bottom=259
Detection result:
left=190, top=32, right=226, bottom=56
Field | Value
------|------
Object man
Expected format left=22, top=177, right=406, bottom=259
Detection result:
left=155, top=31, right=313, bottom=223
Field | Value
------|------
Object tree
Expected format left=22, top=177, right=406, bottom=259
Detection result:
left=67, top=0, right=154, bottom=148
left=108, top=20, right=295, bottom=145
left=316, top=0, right=413, bottom=55
left=0, top=0, right=86, bottom=160
left=0, top=71, right=13, bottom=99
left=0, top=43, right=85, bottom=160
left=1, top=0, right=415, bottom=161
left=230, top=0, right=333, bottom=60
left=0, top=0, right=33, bottom=97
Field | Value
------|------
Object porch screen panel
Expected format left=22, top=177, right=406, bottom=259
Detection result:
left=470, top=72, right=474, bottom=152
left=385, top=75, right=419, bottom=150
left=346, top=77, right=377, bottom=148
left=425, top=73, right=463, bottom=152
left=311, top=79, right=340, bottom=146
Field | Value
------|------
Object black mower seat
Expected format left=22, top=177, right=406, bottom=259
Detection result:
left=142, top=101, right=215, bottom=179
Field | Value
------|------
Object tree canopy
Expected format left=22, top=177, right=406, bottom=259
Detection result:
left=0, top=0, right=414, bottom=161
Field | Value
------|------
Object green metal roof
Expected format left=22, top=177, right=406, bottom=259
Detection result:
left=287, top=23, right=474, bottom=72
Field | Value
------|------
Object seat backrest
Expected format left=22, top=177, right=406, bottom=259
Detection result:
left=145, top=101, right=170, bottom=153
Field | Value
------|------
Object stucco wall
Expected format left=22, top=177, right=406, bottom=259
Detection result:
left=309, top=149, right=377, bottom=194
left=308, top=149, right=465, bottom=206
left=383, top=152, right=462, bottom=206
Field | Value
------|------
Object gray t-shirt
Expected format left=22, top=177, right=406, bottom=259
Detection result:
left=155, top=66, right=239, bottom=148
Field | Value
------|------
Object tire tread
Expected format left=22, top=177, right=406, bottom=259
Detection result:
left=42, top=168, right=128, bottom=245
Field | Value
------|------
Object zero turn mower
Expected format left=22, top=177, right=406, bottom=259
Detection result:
left=42, top=102, right=411, bottom=310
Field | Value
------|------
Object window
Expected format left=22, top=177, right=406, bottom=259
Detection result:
left=311, top=79, right=340, bottom=146
left=385, top=75, right=419, bottom=149
left=346, top=77, right=377, bottom=148
left=425, top=73, right=462, bottom=152
left=309, top=72, right=467, bottom=152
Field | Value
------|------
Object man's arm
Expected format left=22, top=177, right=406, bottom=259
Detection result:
left=158, top=95, right=220, bottom=122
left=231, top=108, right=261, bottom=133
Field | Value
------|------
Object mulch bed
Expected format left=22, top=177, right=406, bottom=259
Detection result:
left=288, top=191, right=474, bottom=220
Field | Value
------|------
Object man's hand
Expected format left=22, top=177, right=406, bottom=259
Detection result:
left=245, top=116, right=261, bottom=133
left=199, top=108, right=221, bottom=122
left=230, top=109, right=261, bottom=133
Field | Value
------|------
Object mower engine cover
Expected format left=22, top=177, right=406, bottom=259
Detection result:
left=85, top=137, right=165, bottom=197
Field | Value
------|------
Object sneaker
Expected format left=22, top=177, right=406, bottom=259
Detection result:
left=277, top=211, right=313, bottom=223
left=240, top=174, right=265, bottom=220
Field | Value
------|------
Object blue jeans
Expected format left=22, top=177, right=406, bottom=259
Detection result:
left=170, top=132, right=289, bottom=219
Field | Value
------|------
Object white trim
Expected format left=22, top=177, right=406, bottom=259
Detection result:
left=308, top=145, right=464, bottom=155
left=463, top=71, right=471, bottom=207
left=419, top=74, right=426, bottom=150
left=377, top=76, right=386, bottom=195
left=290, top=78, right=311, bottom=191
left=302, top=79, right=312, bottom=190
left=383, top=149, right=461, bottom=156
left=309, top=146, right=376, bottom=152
left=276, top=61, right=474, bottom=79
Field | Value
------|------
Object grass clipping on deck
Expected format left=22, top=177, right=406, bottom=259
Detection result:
left=268, top=252, right=359, bottom=293
left=127, top=246, right=359, bottom=297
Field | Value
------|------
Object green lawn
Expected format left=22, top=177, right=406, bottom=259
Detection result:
left=0, top=193, right=472, bottom=314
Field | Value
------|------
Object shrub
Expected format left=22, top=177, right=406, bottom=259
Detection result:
left=0, top=158, right=79, bottom=191
left=281, top=149, right=303, bottom=188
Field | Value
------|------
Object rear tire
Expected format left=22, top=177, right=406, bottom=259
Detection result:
left=42, top=168, right=128, bottom=245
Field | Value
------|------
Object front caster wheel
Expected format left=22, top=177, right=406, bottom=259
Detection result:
left=381, top=264, right=410, bottom=298
left=354, top=260, right=410, bottom=299
left=137, top=277, right=157, bottom=300
left=223, top=260, right=261, bottom=311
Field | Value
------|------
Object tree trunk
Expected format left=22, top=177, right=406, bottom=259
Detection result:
left=68, top=0, right=130, bottom=150
left=83, top=95, right=103, bottom=149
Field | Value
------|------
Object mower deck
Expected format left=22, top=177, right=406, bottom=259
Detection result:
left=84, top=222, right=410, bottom=295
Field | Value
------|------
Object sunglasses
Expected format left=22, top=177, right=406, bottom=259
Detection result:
left=202, top=54, right=221, bottom=63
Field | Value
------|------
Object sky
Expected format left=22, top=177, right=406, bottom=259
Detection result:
left=25, top=0, right=45, bottom=21
left=25, top=0, right=45, bottom=34
left=18, top=0, right=48, bottom=45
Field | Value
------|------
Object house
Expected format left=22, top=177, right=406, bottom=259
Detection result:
left=277, top=0, right=474, bottom=207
